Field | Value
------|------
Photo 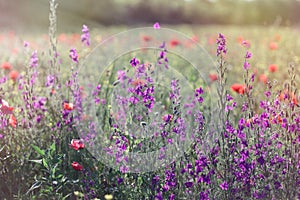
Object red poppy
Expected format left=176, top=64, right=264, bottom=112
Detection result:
left=207, top=35, right=217, bottom=45
left=191, top=35, right=199, bottom=42
left=9, top=114, right=17, bottom=128
left=58, top=33, right=67, bottom=43
left=278, top=90, right=298, bottom=105
left=246, top=118, right=253, bottom=126
left=253, top=68, right=258, bottom=75
left=142, top=35, right=151, bottom=42
left=268, top=64, right=277, bottom=73
left=1, top=62, right=12, bottom=70
left=292, top=96, right=298, bottom=105
left=70, top=139, right=85, bottom=150
left=9, top=70, right=19, bottom=81
left=270, top=115, right=283, bottom=124
left=12, top=48, right=19, bottom=55
left=209, top=73, right=218, bottom=81
left=237, top=36, right=244, bottom=44
left=278, top=91, right=288, bottom=102
left=0, top=100, right=14, bottom=114
left=2, top=105, right=14, bottom=114
left=81, top=114, right=92, bottom=121
left=79, top=86, right=86, bottom=98
left=169, top=39, right=180, bottom=48
left=231, top=83, right=245, bottom=95
left=63, top=102, right=74, bottom=111
left=259, top=74, right=268, bottom=84
left=269, top=42, right=278, bottom=50
left=71, top=162, right=83, bottom=171
left=71, top=33, right=80, bottom=44
left=131, top=78, right=145, bottom=87
left=51, top=88, right=56, bottom=95
left=289, top=93, right=298, bottom=105
left=274, top=34, right=281, bottom=42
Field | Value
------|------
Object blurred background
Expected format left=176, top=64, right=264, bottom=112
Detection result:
left=1, top=0, right=300, bottom=33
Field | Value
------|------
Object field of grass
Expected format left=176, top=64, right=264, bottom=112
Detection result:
left=0, top=13, right=299, bottom=200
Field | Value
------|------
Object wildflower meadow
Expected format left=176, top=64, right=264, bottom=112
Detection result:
left=0, top=0, right=299, bottom=199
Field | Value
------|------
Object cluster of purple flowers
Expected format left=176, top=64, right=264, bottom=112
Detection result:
left=81, top=24, right=90, bottom=46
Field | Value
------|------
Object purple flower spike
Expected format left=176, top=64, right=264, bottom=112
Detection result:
left=30, top=50, right=38, bottom=68
left=216, top=33, right=227, bottom=56
left=81, top=24, right=90, bottom=46
left=69, top=48, right=79, bottom=63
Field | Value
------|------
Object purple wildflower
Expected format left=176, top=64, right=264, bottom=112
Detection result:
left=159, top=41, right=166, bottom=48
left=46, top=75, right=55, bottom=87
left=185, top=181, right=193, bottom=188
left=153, top=22, right=160, bottom=29
left=251, top=73, right=255, bottom=82
left=69, top=48, right=79, bottom=63
left=245, top=51, right=252, bottom=59
left=169, top=194, right=175, bottom=200
left=0, top=76, right=7, bottom=84
left=226, top=94, right=233, bottom=101
left=216, top=33, right=227, bottom=56
left=117, top=70, right=126, bottom=82
left=118, top=177, right=123, bottom=184
left=81, top=24, right=90, bottom=46
left=244, top=61, right=250, bottom=70
left=220, top=181, right=228, bottom=190
left=24, top=41, right=29, bottom=47
left=195, top=87, right=204, bottom=96
left=130, top=57, right=139, bottom=67
left=30, top=50, right=38, bottom=68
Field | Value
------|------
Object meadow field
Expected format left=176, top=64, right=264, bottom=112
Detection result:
left=0, top=10, right=299, bottom=200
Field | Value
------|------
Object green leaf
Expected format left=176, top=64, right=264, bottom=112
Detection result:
left=42, top=158, right=49, bottom=170
left=31, top=145, right=45, bottom=156
left=56, top=174, right=63, bottom=179
left=50, top=142, right=56, bottom=155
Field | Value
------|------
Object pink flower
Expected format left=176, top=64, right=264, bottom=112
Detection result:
left=70, top=139, right=85, bottom=150
left=153, top=22, right=160, bottom=29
